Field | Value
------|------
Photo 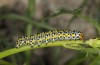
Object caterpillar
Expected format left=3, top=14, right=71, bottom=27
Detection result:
left=16, top=30, right=83, bottom=48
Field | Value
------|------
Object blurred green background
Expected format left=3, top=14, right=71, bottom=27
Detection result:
left=0, top=0, right=100, bottom=65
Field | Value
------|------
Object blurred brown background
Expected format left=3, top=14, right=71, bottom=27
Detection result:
left=0, top=0, right=99, bottom=65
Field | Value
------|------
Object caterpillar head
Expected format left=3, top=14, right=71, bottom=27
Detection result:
left=76, top=31, right=83, bottom=40
left=79, top=32, right=84, bottom=40
left=72, top=31, right=83, bottom=40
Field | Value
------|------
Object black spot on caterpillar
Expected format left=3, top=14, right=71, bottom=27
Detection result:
left=16, top=30, right=83, bottom=48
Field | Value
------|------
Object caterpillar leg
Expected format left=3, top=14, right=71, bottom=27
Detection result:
left=30, top=44, right=34, bottom=47
left=37, top=43, right=41, bottom=47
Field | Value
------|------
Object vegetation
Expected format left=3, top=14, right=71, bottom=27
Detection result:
left=0, top=0, right=100, bottom=65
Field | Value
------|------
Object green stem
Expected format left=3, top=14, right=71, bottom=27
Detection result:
left=0, top=40, right=83, bottom=59
left=25, top=0, right=35, bottom=64
left=0, top=39, right=100, bottom=59
left=89, top=55, right=100, bottom=65
left=0, top=60, right=13, bottom=65
left=0, top=14, right=55, bottom=30
left=25, top=24, right=33, bottom=65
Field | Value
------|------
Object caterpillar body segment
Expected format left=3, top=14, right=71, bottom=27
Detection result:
left=16, top=30, right=83, bottom=48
